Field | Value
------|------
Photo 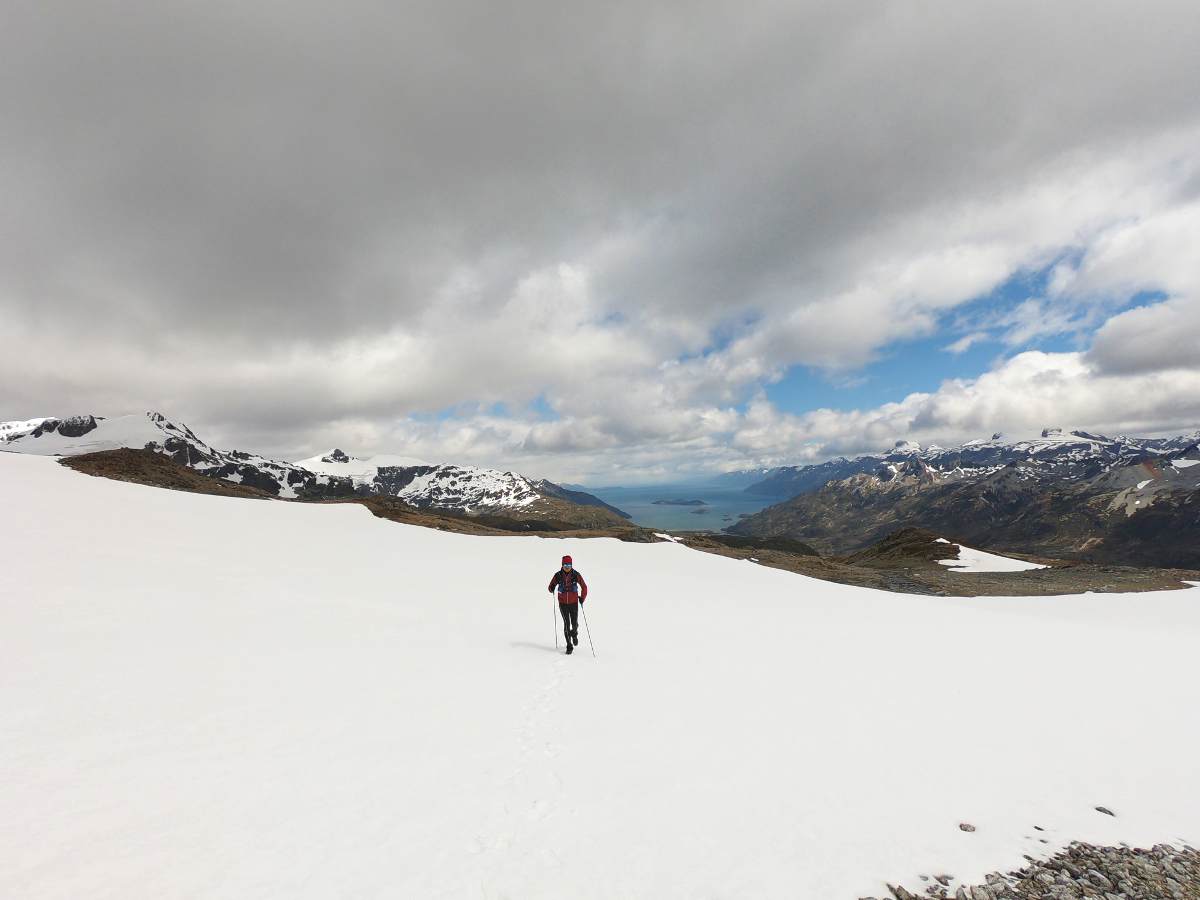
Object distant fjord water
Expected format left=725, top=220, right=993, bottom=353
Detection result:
left=581, top=483, right=787, bottom=532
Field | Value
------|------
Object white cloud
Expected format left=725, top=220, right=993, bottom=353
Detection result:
left=245, top=348, right=1199, bottom=484
left=944, top=332, right=988, bottom=354
left=724, top=351, right=1200, bottom=469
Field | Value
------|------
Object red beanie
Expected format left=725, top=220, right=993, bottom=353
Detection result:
left=562, top=555, right=572, bottom=564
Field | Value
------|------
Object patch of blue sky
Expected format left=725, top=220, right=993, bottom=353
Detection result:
left=764, top=334, right=1013, bottom=414
left=597, top=310, right=626, bottom=327
left=527, top=394, right=559, bottom=420
left=669, top=310, right=763, bottom=367
left=406, top=407, right=459, bottom=424
left=765, top=261, right=1164, bottom=416
left=414, top=395, right=561, bottom=423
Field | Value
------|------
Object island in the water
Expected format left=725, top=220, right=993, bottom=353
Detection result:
left=652, top=498, right=708, bottom=506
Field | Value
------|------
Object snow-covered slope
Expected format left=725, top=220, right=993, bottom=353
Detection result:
left=2, top=452, right=1197, bottom=899
left=0, top=416, right=54, bottom=442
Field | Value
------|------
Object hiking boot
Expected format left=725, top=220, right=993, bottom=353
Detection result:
left=565, top=641, right=574, bottom=654
left=572, top=630, right=579, bottom=646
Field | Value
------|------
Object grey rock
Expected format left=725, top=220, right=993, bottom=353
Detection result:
left=1086, top=868, right=1114, bottom=889
left=887, top=840, right=1200, bottom=900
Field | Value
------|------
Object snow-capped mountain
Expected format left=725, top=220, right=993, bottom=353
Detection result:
left=1, top=412, right=356, bottom=499
left=732, top=430, right=1200, bottom=568
left=296, top=449, right=542, bottom=510
left=296, top=448, right=630, bottom=519
left=745, top=427, right=1200, bottom=497
left=1, top=412, right=627, bottom=521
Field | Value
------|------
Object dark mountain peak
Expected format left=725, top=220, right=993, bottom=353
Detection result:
left=1034, top=427, right=1115, bottom=445
left=1069, top=429, right=1112, bottom=442
left=321, top=448, right=354, bottom=464
left=30, top=414, right=101, bottom=439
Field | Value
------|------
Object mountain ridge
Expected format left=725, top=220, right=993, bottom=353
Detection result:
left=739, top=427, right=1200, bottom=498
left=730, top=430, right=1200, bottom=567
left=1, top=411, right=629, bottom=525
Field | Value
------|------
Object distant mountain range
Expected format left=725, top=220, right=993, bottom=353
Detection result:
left=729, top=428, right=1200, bottom=568
left=707, top=467, right=779, bottom=490
left=1, top=412, right=629, bottom=527
left=739, top=429, right=1200, bottom=497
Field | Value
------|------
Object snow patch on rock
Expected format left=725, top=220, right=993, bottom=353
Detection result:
left=935, top=538, right=1047, bottom=573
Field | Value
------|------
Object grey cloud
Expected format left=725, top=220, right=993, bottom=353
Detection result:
left=3, top=0, right=1200, bottom=470
left=1086, top=298, right=1200, bottom=375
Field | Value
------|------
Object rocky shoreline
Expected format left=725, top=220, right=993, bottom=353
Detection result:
left=871, top=841, right=1200, bottom=900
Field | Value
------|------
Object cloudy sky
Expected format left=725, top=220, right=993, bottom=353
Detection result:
left=3, top=1, right=1199, bottom=482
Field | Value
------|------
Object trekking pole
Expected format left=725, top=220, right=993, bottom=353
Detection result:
left=580, top=605, right=596, bottom=657
left=553, top=596, right=559, bottom=650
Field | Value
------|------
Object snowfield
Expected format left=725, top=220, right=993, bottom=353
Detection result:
left=0, top=416, right=53, bottom=442
left=2, top=453, right=1198, bottom=899
left=934, top=538, right=1048, bottom=573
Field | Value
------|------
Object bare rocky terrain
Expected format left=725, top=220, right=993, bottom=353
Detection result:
left=60, top=448, right=276, bottom=500
left=683, top=527, right=1199, bottom=597
left=876, top=840, right=1200, bottom=900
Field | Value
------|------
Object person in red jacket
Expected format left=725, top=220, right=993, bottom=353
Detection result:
left=548, top=555, right=587, bottom=654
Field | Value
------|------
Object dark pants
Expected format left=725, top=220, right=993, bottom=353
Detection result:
left=558, top=602, right=578, bottom=642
